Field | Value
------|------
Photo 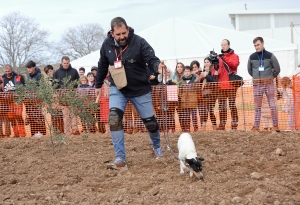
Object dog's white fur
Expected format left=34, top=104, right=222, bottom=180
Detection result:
left=177, top=133, right=198, bottom=177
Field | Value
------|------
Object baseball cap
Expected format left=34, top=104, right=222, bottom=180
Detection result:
left=91, top=66, right=98, bottom=71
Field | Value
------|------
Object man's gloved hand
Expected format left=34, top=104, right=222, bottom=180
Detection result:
left=218, top=54, right=224, bottom=58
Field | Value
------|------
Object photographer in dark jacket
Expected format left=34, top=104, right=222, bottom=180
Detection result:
left=95, top=17, right=166, bottom=170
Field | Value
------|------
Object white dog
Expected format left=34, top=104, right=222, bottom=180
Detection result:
left=177, top=133, right=204, bottom=178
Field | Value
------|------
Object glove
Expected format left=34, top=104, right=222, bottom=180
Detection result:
left=218, top=54, right=224, bottom=58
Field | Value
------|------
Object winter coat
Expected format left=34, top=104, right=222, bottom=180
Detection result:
left=53, top=64, right=79, bottom=89
left=96, top=27, right=161, bottom=97
left=28, top=67, right=42, bottom=81
left=247, top=49, right=280, bottom=84
left=178, top=74, right=198, bottom=109
left=2, top=72, right=25, bottom=92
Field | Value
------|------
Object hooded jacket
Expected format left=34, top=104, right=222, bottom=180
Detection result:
left=28, top=67, right=42, bottom=81
left=53, top=64, right=79, bottom=88
left=96, top=27, right=161, bottom=97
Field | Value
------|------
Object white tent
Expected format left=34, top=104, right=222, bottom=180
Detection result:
left=71, top=18, right=298, bottom=79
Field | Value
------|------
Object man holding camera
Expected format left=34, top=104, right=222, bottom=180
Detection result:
left=211, top=39, right=240, bottom=130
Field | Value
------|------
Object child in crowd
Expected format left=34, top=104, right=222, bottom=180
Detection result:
left=178, top=66, right=199, bottom=132
left=77, top=75, right=96, bottom=133
left=87, top=72, right=95, bottom=88
left=278, top=77, right=295, bottom=130
left=78, top=76, right=91, bottom=88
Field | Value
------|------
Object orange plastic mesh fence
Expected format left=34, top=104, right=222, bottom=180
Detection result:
left=0, top=77, right=298, bottom=138
left=292, top=74, right=300, bottom=130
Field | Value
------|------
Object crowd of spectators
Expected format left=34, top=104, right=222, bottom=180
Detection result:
left=0, top=36, right=295, bottom=138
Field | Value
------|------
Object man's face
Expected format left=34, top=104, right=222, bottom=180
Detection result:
left=91, top=70, right=97, bottom=76
left=4, top=66, right=12, bottom=78
left=79, top=70, right=85, bottom=76
left=254, top=40, right=264, bottom=52
left=110, top=24, right=129, bottom=46
left=27, top=66, right=35, bottom=74
left=184, top=69, right=191, bottom=77
left=62, top=59, right=70, bottom=69
left=221, top=40, right=230, bottom=51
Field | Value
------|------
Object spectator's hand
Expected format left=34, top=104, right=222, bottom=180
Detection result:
left=95, top=88, right=101, bottom=102
left=214, top=71, right=218, bottom=75
left=201, top=71, right=208, bottom=78
left=158, top=61, right=167, bottom=74
left=149, top=75, right=155, bottom=80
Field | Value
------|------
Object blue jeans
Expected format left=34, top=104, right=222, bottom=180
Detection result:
left=253, top=83, right=278, bottom=127
left=109, top=86, right=161, bottom=161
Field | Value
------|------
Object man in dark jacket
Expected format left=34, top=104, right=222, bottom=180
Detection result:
left=26, top=60, right=42, bottom=81
left=53, top=56, right=79, bottom=89
left=2, top=64, right=26, bottom=137
left=25, top=60, right=47, bottom=137
left=248, top=36, right=280, bottom=132
left=95, top=17, right=166, bottom=170
left=53, top=56, right=80, bottom=135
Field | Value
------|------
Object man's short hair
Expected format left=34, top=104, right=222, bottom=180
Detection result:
left=223, top=39, right=230, bottom=45
left=25, top=60, right=36, bottom=68
left=61, top=56, right=70, bottom=62
left=111, top=17, right=128, bottom=31
left=4, top=64, right=13, bottom=70
left=253, top=37, right=264, bottom=44
left=44, top=65, right=54, bottom=74
left=79, top=67, right=85, bottom=72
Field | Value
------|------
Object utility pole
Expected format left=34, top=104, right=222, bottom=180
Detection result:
left=291, top=22, right=294, bottom=43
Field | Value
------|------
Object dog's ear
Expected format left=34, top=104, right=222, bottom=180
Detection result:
left=197, top=157, right=204, bottom=161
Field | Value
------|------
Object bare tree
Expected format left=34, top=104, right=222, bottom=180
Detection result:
left=58, top=23, right=106, bottom=60
left=0, top=12, right=51, bottom=73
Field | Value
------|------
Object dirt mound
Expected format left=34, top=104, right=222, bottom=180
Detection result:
left=1, top=131, right=300, bottom=204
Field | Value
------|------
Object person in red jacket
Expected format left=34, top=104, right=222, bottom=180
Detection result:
left=211, top=39, right=240, bottom=130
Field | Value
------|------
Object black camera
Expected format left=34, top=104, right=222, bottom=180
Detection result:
left=207, top=50, right=219, bottom=65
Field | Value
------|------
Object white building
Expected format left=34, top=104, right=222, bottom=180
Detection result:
left=229, top=9, right=300, bottom=67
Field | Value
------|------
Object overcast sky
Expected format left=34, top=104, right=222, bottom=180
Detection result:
left=0, top=0, right=299, bottom=41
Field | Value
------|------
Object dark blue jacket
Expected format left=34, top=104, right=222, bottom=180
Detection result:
left=96, top=27, right=161, bottom=97
left=28, top=67, right=42, bottom=81
left=53, top=64, right=79, bottom=88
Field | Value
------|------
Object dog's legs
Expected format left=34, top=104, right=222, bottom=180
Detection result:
left=179, top=160, right=186, bottom=174
left=189, top=169, right=194, bottom=177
